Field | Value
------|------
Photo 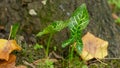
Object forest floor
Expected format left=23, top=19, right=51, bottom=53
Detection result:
left=0, top=0, right=120, bottom=68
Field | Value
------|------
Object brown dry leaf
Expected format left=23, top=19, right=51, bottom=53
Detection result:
left=0, top=54, right=16, bottom=68
left=0, top=39, right=21, bottom=61
left=80, top=32, right=108, bottom=61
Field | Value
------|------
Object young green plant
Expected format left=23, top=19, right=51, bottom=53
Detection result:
left=62, top=4, right=89, bottom=60
left=36, top=4, right=89, bottom=59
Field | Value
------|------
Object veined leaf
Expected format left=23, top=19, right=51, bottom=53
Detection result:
left=68, top=4, right=89, bottom=30
left=68, top=4, right=89, bottom=54
left=36, top=20, right=69, bottom=37
left=63, top=4, right=89, bottom=50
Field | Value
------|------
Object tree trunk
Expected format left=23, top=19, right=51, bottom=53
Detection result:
left=84, top=0, right=120, bottom=57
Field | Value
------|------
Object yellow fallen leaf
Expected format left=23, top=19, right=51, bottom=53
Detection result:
left=81, top=32, right=108, bottom=60
left=0, top=54, right=16, bottom=68
left=0, top=39, right=21, bottom=61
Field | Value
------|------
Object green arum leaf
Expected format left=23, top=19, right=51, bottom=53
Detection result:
left=68, top=4, right=89, bottom=30
left=62, top=4, right=89, bottom=51
left=36, top=20, right=69, bottom=37
left=11, top=23, right=20, bottom=39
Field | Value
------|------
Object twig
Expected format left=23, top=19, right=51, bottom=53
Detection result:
left=95, top=58, right=108, bottom=65
left=49, top=51, right=64, bottom=60
left=23, top=61, right=36, bottom=68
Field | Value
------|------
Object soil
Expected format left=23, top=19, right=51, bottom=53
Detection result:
left=0, top=0, right=83, bottom=66
left=0, top=0, right=120, bottom=68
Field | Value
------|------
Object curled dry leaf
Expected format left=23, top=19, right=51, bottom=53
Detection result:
left=0, top=39, right=21, bottom=61
left=80, top=32, right=108, bottom=60
left=0, top=54, right=16, bottom=68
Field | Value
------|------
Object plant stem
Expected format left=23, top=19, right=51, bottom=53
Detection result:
left=70, top=45, right=74, bottom=61
left=46, top=33, right=53, bottom=58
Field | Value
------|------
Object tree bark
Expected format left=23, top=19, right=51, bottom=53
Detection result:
left=84, top=0, right=120, bottom=57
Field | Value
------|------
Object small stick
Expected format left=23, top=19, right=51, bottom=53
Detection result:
left=95, top=58, right=108, bottom=65
left=23, top=61, right=36, bottom=68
